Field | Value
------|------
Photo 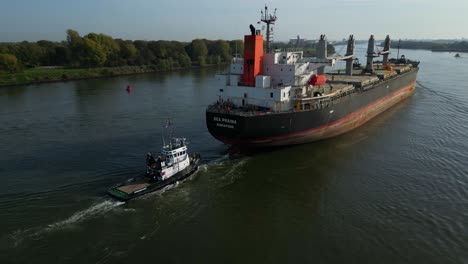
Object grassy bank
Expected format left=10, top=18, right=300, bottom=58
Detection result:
left=0, top=65, right=177, bottom=87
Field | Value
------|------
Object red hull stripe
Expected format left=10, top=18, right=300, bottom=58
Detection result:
left=216, top=80, right=416, bottom=146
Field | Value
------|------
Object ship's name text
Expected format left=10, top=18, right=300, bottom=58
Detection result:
left=213, top=117, right=237, bottom=124
left=216, top=123, right=234, bottom=129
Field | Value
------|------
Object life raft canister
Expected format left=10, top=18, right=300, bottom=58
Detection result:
left=383, top=65, right=393, bottom=71
left=309, top=74, right=327, bottom=86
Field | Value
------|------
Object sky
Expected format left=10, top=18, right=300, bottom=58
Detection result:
left=1, top=0, right=467, bottom=42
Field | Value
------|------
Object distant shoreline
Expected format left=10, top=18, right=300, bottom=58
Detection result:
left=0, top=64, right=223, bottom=88
left=378, top=40, right=468, bottom=53
left=391, top=46, right=468, bottom=52
left=431, top=49, right=468, bottom=53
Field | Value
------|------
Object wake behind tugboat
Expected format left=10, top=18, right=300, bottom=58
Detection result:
left=107, top=122, right=201, bottom=201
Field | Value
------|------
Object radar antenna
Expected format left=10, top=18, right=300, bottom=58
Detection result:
left=259, top=5, right=277, bottom=53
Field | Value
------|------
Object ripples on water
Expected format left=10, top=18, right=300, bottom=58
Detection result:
left=1, top=51, right=468, bottom=263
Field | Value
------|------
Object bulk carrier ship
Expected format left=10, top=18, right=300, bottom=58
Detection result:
left=206, top=6, right=419, bottom=147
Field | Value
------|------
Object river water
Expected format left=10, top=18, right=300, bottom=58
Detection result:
left=1, top=47, right=467, bottom=263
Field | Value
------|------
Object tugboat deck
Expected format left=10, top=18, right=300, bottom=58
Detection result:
left=117, top=183, right=150, bottom=194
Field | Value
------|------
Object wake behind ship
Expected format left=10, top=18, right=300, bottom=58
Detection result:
left=206, top=6, right=419, bottom=147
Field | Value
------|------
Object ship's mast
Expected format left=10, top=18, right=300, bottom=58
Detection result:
left=317, top=35, right=327, bottom=75
left=365, top=35, right=378, bottom=73
left=397, top=39, right=401, bottom=59
left=345, top=35, right=355, bottom=75
left=382, top=35, right=391, bottom=66
left=260, top=5, right=277, bottom=53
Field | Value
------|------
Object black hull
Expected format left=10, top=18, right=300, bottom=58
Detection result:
left=206, top=68, right=418, bottom=147
left=108, top=157, right=200, bottom=201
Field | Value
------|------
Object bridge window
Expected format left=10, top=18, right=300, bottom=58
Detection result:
left=220, top=89, right=224, bottom=92
left=270, top=92, right=273, bottom=98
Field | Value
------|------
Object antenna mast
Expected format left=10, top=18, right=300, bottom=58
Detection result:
left=260, top=5, right=277, bottom=53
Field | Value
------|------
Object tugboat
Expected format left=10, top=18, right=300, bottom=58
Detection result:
left=107, top=123, right=201, bottom=201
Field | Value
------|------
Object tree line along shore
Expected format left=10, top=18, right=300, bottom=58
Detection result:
left=0, top=30, right=243, bottom=86
left=0, top=30, right=334, bottom=87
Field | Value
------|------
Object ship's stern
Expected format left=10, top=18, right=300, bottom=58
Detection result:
left=206, top=109, right=246, bottom=145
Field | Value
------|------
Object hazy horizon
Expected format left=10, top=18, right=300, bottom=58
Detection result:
left=1, top=0, right=467, bottom=43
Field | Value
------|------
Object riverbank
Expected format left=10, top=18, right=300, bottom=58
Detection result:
left=0, top=64, right=219, bottom=87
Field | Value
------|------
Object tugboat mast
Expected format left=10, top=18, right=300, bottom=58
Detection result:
left=260, top=5, right=277, bottom=53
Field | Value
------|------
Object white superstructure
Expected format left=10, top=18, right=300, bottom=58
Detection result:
left=216, top=52, right=335, bottom=112
left=147, top=137, right=191, bottom=180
